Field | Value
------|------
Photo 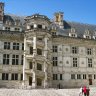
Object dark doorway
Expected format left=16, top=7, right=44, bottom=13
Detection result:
left=89, top=79, right=92, bottom=85
left=88, top=74, right=92, bottom=85
left=29, top=76, right=32, bottom=85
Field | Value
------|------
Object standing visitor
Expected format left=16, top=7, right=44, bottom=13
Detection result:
left=86, top=87, right=90, bottom=96
left=83, top=86, right=87, bottom=96
left=79, top=87, right=83, bottom=96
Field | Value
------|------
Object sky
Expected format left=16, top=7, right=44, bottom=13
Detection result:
left=0, top=0, right=96, bottom=25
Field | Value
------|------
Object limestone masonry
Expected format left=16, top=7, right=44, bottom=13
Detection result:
left=0, top=2, right=96, bottom=89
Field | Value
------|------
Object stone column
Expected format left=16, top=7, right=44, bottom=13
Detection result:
left=32, top=60, right=36, bottom=88
left=22, top=36, right=26, bottom=86
left=33, top=36, right=36, bottom=56
left=44, top=61, right=48, bottom=88
left=44, top=37, right=48, bottom=88
left=44, top=37, right=48, bottom=57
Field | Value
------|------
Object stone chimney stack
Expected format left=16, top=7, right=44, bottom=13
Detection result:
left=54, top=12, right=64, bottom=29
left=0, top=2, right=4, bottom=30
left=0, top=2, right=4, bottom=21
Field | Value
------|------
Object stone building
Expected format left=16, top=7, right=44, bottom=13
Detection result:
left=0, top=2, right=96, bottom=88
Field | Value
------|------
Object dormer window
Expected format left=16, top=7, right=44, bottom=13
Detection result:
left=5, top=27, right=10, bottom=31
left=93, top=31, right=96, bottom=39
left=71, top=28, right=75, bottom=33
left=69, top=28, right=77, bottom=37
left=83, top=29, right=91, bottom=39
left=15, top=19, right=20, bottom=26
left=86, top=36, right=90, bottom=39
left=15, top=28, right=20, bottom=31
left=85, top=29, right=89, bottom=34
left=71, top=34, right=76, bottom=37
left=52, top=32, right=56, bottom=36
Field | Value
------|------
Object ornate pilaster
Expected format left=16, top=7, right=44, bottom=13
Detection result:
left=44, top=61, right=48, bottom=88
left=32, top=59, right=36, bottom=88
left=33, top=36, right=37, bottom=56
left=22, top=36, right=26, bottom=86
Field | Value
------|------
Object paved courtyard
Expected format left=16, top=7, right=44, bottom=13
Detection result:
left=0, top=87, right=96, bottom=96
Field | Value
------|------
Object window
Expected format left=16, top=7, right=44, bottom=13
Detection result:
left=5, top=27, right=10, bottom=31
left=71, top=34, right=76, bottom=37
left=73, top=58, right=77, bottom=67
left=30, top=47, right=33, bottom=54
left=37, top=48, right=42, bottom=55
left=77, top=74, right=81, bottom=79
left=72, top=47, right=78, bottom=54
left=71, top=74, right=75, bottom=79
left=53, top=74, right=58, bottom=80
left=15, top=28, right=20, bottom=31
left=38, top=24, right=42, bottom=29
left=21, top=55, right=23, bottom=65
left=11, top=73, right=18, bottom=80
left=37, top=63, right=42, bottom=71
left=13, top=43, right=19, bottom=50
left=86, top=36, right=90, bottom=39
left=60, top=74, right=62, bottom=80
left=87, top=48, right=92, bottom=55
left=53, top=45, right=58, bottom=52
left=12, top=55, right=19, bottom=65
left=3, top=54, right=10, bottom=65
left=52, top=32, right=56, bottom=36
left=53, top=57, right=58, bottom=66
left=37, top=78, right=42, bottom=86
left=94, top=74, right=96, bottom=79
left=4, top=42, right=10, bottom=49
left=88, top=58, right=92, bottom=67
left=21, top=74, right=23, bottom=81
left=83, top=74, right=86, bottom=79
left=2, top=73, right=9, bottom=80
left=37, top=38, right=42, bottom=41
left=29, top=62, right=32, bottom=69
left=22, top=43, right=24, bottom=50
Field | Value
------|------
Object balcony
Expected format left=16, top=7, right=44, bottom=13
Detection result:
left=35, top=55, right=45, bottom=61
left=26, top=54, right=33, bottom=59
left=25, top=69, right=45, bottom=77
left=26, top=40, right=33, bottom=45
left=25, top=69, right=33, bottom=74
left=37, top=40, right=44, bottom=47
left=35, top=70, right=45, bottom=77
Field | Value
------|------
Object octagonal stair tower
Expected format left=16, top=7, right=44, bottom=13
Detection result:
left=23, top=14, right=52, bottom=89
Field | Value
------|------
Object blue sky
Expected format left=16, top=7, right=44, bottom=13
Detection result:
left=1, top=0, right=96, bottom=24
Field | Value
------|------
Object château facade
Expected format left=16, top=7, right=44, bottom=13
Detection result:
left=0, top=2, right=96, bottom=89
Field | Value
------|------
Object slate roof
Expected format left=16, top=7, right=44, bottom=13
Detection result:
left=2, top=14, right=96, bottom=39
left=3, top=14, right=25, bottom=26
left=57, top=21, right=96, bottom=38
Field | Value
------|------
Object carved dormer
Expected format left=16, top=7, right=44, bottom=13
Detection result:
left=15, top=19, right=20, bottom=26
left=5, top=20, right=12, bottom=25
left=83, top=29, right=91, bottom=39
left=69, top=28, right=77, bottom=37
left=93, top=30, right=96, bottom=39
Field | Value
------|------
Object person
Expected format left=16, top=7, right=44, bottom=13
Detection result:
left=79, top=87, right=83, bottom=96
left=83, top=86, right=87, bottom=96
left=86, top=87, right=90, bottom=96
